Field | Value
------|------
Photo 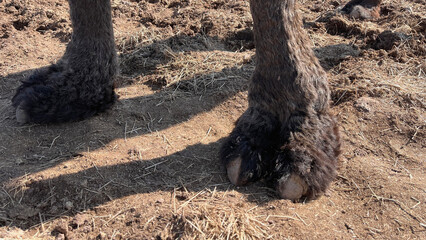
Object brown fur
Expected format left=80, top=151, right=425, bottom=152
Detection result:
left=12, top=0, right=117, bottom=123
left=220, top=0, right=340, bottom=200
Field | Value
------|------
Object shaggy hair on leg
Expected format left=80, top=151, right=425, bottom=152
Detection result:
left=12, top=61, right=116, bottom=123
left=220, top=108, right=281, bottom=185
left=12, top=0, right=117, bottom=123
left=220, top=0, right=341, bottom=201
left=270, top=113, right=341, bottom=200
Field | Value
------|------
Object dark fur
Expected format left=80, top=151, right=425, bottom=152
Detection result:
left=220, top=108, right=281, bottom=185
left=220, top=0, right=340, bottom=200
left=13, top=0, right=341, bottom=200
left=12, top=0, right=117, bottom=123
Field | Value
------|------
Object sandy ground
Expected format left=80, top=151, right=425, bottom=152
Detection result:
left=0, top=0, right=425, bottom=239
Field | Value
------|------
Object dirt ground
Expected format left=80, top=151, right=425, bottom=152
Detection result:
left=0, top=0, right=425, bottom=239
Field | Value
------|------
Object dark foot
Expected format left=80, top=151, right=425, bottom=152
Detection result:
left=12, top=0, right=117, bottom=124
left=341, top=0, right=382, bottom=20
left=230, top=0, right=341, bottom=201
left=220, top=108, right=280, bottom=186
left=220, top=109, right=340, bottom=201
left=12, top=59, right=117, bottom=124
left=270, top=114, right=341, bottom=201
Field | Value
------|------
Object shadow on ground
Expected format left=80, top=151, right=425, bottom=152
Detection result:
left=0, top=33, right=358, bottom=229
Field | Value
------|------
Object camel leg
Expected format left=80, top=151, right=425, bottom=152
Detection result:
left=12, top=0, right=117, bottom=123
left=220, top=0, right=341, bottom=201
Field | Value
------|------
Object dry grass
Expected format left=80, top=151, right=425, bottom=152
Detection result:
left=1, top=0, right=425, bottom=239
left=117, top=25, right=254, bottom=97
left=157, top=189, right=280, bottom=240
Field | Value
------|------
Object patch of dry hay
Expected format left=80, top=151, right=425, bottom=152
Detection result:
left=158, top=190, right=273, bottom=240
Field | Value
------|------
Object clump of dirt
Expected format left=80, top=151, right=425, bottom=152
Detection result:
left=370, top=30, right=410, bottom=50
left=225, top=27, right=255, bottom=51
left=315, top=3, right=425, bottom=64
left=3, top=0, right=71, bottom=34
left=323, top=14, right=380, bottom=37
left=314, top=43, right=360, bottom=69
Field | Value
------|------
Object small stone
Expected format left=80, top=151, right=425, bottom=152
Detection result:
left=73, top=214, right=90, bottom=226
left=51, top=205, right=59, bottom=213
left=54, top=222, right=68, bottom=234
left=64, top=201, right=73, bottom=210
left=378, top=49, right=387, bottom=57
left=6, top=6, right=18, bottom=14
left=15, top=158, right=24, bottom=165
left=81, top=225, right=91, bottom=233
left=45, top=10, right=55, bottom=18
left=98, top=231, right=107, bottom=240
left=55, top=233, right=65, bottom=240
left=80, top=179, right=88, bottom=187
left=242, top=53, right=252, bottom=63
left=354, top=97, right=380, bottom=112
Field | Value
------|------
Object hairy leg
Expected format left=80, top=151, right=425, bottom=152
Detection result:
left=220, top=0, right=340, bottom=201
left=12, top=0, right=117, bottom=123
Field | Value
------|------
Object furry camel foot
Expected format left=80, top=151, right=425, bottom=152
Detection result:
left=220, top=108, right=281, bottom=186
left=270, top=113, right=340, bottom=201
left=12, top=0, right=117, bottom=124
left=221, top=107, right=340, bottom=201
left=220, top=0, right=340, bottom=201
left=12, top=61, right=117, bottom=124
